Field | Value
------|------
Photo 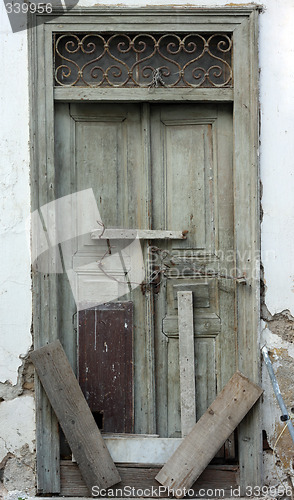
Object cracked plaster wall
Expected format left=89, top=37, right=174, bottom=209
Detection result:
left=0, top=2, right=35, bottom=498
left=1, top=0, right=294, bottom=496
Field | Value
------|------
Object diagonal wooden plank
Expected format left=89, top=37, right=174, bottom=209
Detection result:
left=30, top=339, right=121, bottom=492
left=155, top=371, right=263, bottom=498
left=178, top=291, right=196, bottom=437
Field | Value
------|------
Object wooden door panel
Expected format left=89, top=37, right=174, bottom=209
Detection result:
left=55, top=102, right=236, bottom=462
left=195, top=338, right=217, bottom=419
left=151, top=104, right=236, bottom=444
left=70, top=103, right=146, bottom=250
left=151, top=105, right=217, bottom=252
left=55, top=103, right=151, bottom=435
left=78, top=302, right=134, bottom=433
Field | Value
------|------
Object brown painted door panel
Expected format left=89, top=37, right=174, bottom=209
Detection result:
left=78, top=302, right=133, bottom=433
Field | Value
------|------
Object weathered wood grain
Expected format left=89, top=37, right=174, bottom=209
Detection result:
left=31, top=21, right=61, bottom=494
left=142, top=103, right=156, bottom=435
left=60, top=461, right=239, bottom=497
left=155, top=371, right=262, bottom=497
left=233, top=9, right=261, bottom=492
left=54, top=87, right=234, bottom=103
left=30, top=340, right=121, bottom=492
left=173, top=284, right=209, bottom=309
left=91, top=229, right=187, bottom=240
left=178, top=292, right=196, bottom=437
left=163, top=314, right=221, bottom=338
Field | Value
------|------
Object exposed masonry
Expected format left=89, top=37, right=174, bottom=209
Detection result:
left=0, top=350, right=34, bottom=402
left=261, top=274, right=294, bottom=487
left=0, top=444, right=35, bottom=497
left=0, top=350, right=36, bottom=497
left=262, top=308, right=294, bottom=346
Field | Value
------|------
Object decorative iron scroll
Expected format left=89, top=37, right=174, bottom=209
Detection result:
left=54, top=33, right=233, bottom=88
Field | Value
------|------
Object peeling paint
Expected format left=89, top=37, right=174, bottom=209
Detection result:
left=1, top=444, right=35, bottom=497
left=0, top=395, right=35, bottom=496
left=261, top=315, right=294, bottom=486
left=266, top=310, right=294, bottom=345
left=0, top=352, right=34, bottom=402
left=273, top=420, right=293, bottom=472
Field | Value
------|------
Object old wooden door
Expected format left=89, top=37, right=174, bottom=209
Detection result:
left=55, top=100, right=236, bottom=477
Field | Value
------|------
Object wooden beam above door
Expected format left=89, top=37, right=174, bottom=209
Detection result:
left=54, top=87, right=234, bottom=103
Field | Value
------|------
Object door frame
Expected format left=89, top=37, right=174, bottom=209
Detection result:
left=29, top=6, right=261, bottom=495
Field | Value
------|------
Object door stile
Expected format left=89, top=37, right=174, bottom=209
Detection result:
left=233, top=11, right=261, bottom=493
left=55, top=104, right=78, bottom=373
left=32, top=22, right=61, bottom=493
left=142, top=103, right=156, bottom=434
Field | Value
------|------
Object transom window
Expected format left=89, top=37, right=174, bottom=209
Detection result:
left=53, top=32, right=233, bottom=88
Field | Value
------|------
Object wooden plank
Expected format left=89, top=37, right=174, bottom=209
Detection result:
left=163, top=314, right=221, bottom=338
left=155, top=371, right=262, bottom=497
left=30, top=340, right=121, bottom=492
left=177, top=292, right=196, bottom=437
left=174, top=284, right=209, bottom=309
left=60, top=461, right=239, bottom=497
left=54, top=87, right=234, bottom=103
left=91, top=228, right=187, bottom=240
left=78, top=303, right=134, bottom=434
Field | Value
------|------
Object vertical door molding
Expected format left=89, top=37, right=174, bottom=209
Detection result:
left=29, top=20, right=60, bottom=494
left=30, top=7, right=260, bottom=494
left=233, top=9, right=261, bottom=492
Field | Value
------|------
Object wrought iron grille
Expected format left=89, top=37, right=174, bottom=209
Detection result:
left=53, top=33, right=233, bottom=88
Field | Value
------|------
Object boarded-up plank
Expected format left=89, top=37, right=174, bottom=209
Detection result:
left=30, top=340, right=121, bottom=492
left=178, top=291, right=196, bottom=437
left=174, top=284, right=209, bottom=309
left=155, top=371, right=262, bottom=497
left=78, top=302, right=133, bottom=433
left=91, top=228, right=186, bottom=240
left=60, top=461, right=239, bottom=498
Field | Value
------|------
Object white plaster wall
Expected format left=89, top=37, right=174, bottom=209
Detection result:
left=0, top=2, right=32, bottom=385
left=0, top=8, right=35, bottom=496
left=259, top=0, right=294, bottom=316
left=0, top=395, right=35, bottom=464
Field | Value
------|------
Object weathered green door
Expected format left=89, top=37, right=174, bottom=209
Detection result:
left=55, top=102, right=236, bottom=458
